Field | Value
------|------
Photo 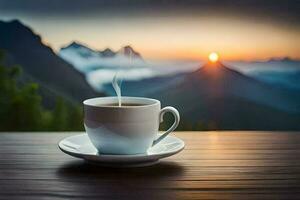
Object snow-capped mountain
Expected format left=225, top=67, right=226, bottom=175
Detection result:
left=58, top=41, right=199, bottom=91
left=117, top=45, right=142, bottom=59
left=59, top=42, right=145, bottom=73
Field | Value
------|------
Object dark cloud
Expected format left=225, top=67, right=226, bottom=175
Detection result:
left=1, top=0, right=300, bottom=26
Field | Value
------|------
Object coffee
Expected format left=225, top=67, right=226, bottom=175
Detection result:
left=99, top=103, right=145, bottom=107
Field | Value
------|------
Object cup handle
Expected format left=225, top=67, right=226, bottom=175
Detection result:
left=152, top=106, right=180, bottom=146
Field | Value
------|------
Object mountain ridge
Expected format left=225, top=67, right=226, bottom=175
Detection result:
left=154, top=62, right=300, bottom=129
left=0, top=19, right=100, bottom=107
left=61, top=41, right=143, bottom=59
left=112, top=61, right=300, bottom=130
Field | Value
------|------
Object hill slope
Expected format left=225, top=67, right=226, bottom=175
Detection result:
left=140, top=62, right=300, bottom=130
left=0, top=20, right=99, bottom=107
left=118, top=63, right=300, bottom=130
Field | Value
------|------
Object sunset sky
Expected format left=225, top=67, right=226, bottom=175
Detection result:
left=0, top=0, right=300, bottom=61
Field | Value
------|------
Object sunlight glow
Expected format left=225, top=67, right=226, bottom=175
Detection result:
left=209, top=52, right=219, bottom=63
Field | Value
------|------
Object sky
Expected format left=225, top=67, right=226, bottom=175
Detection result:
left=0, top=0, right=300, bottom=61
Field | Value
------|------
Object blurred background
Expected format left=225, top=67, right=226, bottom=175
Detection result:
left=0, top=0, right=300, bottom=131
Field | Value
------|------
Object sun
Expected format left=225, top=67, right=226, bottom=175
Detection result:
left=209, top=52, right=219, bottom=63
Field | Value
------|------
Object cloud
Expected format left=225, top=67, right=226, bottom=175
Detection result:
left=1, top=0, right=300, bottom=27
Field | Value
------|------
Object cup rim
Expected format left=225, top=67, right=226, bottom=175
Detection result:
left=83, top=96, right=160, bottom=108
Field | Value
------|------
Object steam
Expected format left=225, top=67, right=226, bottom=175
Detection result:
left=112, top=71, right=122, bottom=107
left=112, top=48, right=132, bottom=107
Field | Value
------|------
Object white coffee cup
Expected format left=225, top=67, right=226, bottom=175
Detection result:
left=83, top=97, right=180, bottom=155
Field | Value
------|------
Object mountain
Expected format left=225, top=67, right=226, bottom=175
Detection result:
left=227, top=58, right=300, bottom=73
left=267, top=57, right=297, bottom=62
left=118, top=62, right=300, bottom=130
left=227, top=58, right=300, bottom=91
left=61, top=42, right=143, bottom=59
left=101, top=48, right=115, bottom=57
left=102, top=71, right=188, bottom=96
left=0, top=20, right=99, bottom=107
left=247, top=70, right=300, bottom=91
left=60, top=41, right=199, bottom=93
left=61, top=41, right=117, bottom=58
left=59, top=42, right=145, bottom=73
left=117, top=45, right=142, bottom=59
left=61, top=42, right=99, bottom=59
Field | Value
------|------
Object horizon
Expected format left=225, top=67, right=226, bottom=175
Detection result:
left=1, top=0, right=300, bottom=61
left=1, top=18, right=300, bottom=63
left=1, top=1, right=300, bottom=133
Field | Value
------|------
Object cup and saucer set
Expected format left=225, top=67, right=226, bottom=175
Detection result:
left=59, top=97, right=185, bottom=167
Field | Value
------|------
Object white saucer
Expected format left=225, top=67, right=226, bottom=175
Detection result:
left=58, top=134, right=184, bottom=167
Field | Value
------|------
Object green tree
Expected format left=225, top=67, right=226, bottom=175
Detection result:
left=0, top=52, right=44, bottom=131
left=7, top=83, right=44, bottom=130
left=0, top=51, right=85, bottom=131
left=48, top=98, right=84, bottom=131
left=67, top=105, right=84, bottom=131
left=49, top=97, right=68, bottom=131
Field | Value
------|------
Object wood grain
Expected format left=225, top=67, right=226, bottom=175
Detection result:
left=0, top=131, right=299, bottom=200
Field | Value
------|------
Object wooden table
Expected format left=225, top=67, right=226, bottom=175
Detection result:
left=0, top=131, right=299, bottom=199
